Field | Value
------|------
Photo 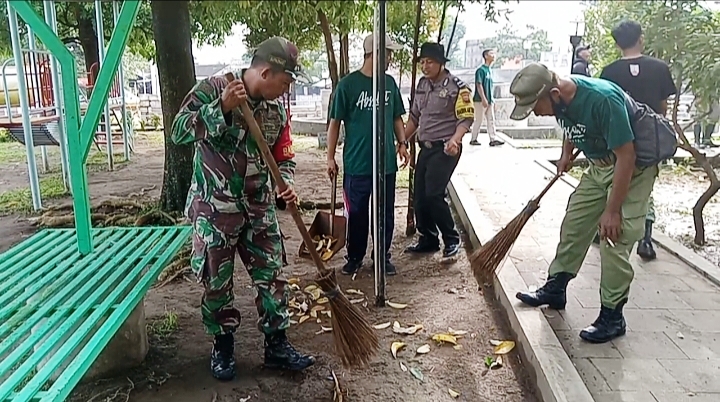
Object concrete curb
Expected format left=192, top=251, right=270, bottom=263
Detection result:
left=533, top=158, right=720, bottom=290
left=448, top=175, right=595, bottom=402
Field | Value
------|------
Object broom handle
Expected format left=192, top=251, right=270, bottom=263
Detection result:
left=224, top=73, right=329, bottom=276
left=533, top=149, right=582, bottom=202
left=330, top=173, right=337, bottom=237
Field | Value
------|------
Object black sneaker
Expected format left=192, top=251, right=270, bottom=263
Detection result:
left=341, top=259, right=362, bottom=275
left=210, top=333, right=236, bottom=381
left=264, top=332, right=316, bottom=371
left=469, top=140, right=481, bottom=146
left=386, top=260, right=397, bottom=276
left=443, top=243, right=461, bottom=258
left=489, top=139, right=505, bottom=147
left=405, top=239, right=440, bottom=254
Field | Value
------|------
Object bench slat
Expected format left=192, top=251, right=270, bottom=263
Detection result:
left=0, top=231, right=62, bottom=284
left=0, top=230, right=117, bottom=320
left=0, top=226, right=192, bottom=402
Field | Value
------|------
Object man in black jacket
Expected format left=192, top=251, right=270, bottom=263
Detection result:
left=571, top=45, right=591, bottom=76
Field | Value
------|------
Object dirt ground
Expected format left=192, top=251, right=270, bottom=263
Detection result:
left=0, top=136, right=538, bottom=402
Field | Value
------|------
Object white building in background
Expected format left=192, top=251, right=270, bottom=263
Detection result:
left=539, top=49, right=572, bottom=74
left=465, top=39, right=485, bottom=69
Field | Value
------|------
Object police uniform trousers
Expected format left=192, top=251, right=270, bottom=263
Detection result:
left=548, top=157, right=658, bottom=308
left=413, top=140, right=461, bottom=247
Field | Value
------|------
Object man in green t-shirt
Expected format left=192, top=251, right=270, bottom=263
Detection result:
left=470, top=49, right=504, bottom=147
left=326, top=33, right=410, bottom=276
left=510, top=63, right=658, bottom=344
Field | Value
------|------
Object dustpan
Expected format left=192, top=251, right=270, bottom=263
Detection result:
left=299, top=173, right=346, bottom=261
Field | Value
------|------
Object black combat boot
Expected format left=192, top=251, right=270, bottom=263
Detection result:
left=210, top=333, right=236, bottom=381
left=636, top=220, right=656, bottom=261
left=264, top=332, right=316, bottom=371
left=579, top=300, right=627, bottom=343
left=516, top=272, right=574, bottom=310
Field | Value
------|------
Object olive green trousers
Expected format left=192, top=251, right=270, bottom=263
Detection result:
left=548, top=164, right=659, bottom=308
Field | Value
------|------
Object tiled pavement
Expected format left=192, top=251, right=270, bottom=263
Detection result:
left=454, top=139, right=720, bottom=402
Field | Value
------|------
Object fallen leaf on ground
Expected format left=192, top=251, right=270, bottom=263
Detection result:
left=349, top=298, right=365, bottom=304
left=387, top=301, right=408, bottom=309
left=453, top=345, right=463, bottom=350
left=400, top=362, right=407, bottom=372
left=304, top=284, right=318, bottom=293
left=489, top=339, right=502, bottom=346
left=391, top=342, right=406, bottom=359
left=676, top=332, right=685, bottom=339
left=289, top=319, right=298, bottom=325
left=392, top=322, right=424, bottom=335
left=309, top=288, right=322, bottom=301
left=491, top=356, right=504, bottom=369
left=493, top=340, right=516, bottom=355
left=322, top=310, right=331, bottom=317
left=431, top=333, right=458, bottom=345
left=410, top=367, right=424, bottom=382
left=448, top=327, right=468, bottom=336
left=331, top=369, right=343, bottom=402
left=416, top=344, right=431, bottom=354
left=316, top=297, right=329, bottom=304
left=448, top=388, right=460, bottom=398
left=316, top=318, right=322, bottom=324
left=373, top=321, right=392, bottom=330
left=346, top=289, right=364, bottom=296
left=484, top=356, right=494, bottom=367
left=289, top=278, right=300, bottom=285
left=299, top=315, right=310, bottom=324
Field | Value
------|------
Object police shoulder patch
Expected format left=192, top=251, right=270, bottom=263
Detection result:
left=451, top=75, right=470, bottom=90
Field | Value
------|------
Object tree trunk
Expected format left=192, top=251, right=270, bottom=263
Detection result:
left=151, top=0, right=195, bottom=213
left=77, top=15, right=99, bottom=76
left=317, top=10, right=339, bottom=128
left=339, top=34, right=350, bottom=78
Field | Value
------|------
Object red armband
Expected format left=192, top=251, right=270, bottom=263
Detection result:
left=272, top=113, right=295, bottom=162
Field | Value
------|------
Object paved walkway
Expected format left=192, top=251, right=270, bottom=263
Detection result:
left=455, top=139, right=720, bottom=402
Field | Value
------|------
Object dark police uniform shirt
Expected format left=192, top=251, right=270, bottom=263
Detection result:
left=409, top=71, right=474, bottom=142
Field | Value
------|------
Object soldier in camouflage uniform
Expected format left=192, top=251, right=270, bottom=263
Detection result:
left=171, top=36, right=315, bottom=381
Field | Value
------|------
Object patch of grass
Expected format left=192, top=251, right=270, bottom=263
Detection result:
left=86, top=150, right=128, bottom=171
left=0, top=142, right=30, bottom=164
left=147, top=309, right=179, bottom=341
left=0, top=173, right=67, bottom=213
left=134, top=130, right=165, bottom=147
left=396, top=167, right=410, bottom=188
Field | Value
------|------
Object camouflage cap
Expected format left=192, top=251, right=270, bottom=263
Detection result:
left=509, top=63, right=557, bottom=120
left=253, top=36, right=310, bottom=82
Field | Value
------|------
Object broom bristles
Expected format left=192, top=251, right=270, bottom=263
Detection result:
left=316, top=271, right=379, bottom=367
left=469, top=200, right=539, bottom=282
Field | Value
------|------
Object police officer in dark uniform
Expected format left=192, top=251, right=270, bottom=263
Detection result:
left=404, top=42, right=474, bottom=258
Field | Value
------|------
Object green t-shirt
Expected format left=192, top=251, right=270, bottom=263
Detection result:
left=330, top=70, right=406, bottom=176
left=557, top=76, right=635, bottom=159
left=473, top=65, right=493, bottom=103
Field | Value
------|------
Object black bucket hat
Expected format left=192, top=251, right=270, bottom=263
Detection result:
left=419, top=42, right=450, bottom=64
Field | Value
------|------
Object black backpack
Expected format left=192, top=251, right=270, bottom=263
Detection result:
left=623, top=93, right=678, bottom=167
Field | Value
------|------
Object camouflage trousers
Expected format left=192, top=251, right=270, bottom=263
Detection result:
left=190, top=209, right=290, bottom=336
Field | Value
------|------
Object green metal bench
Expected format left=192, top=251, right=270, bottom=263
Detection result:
left=0, top=1, right=191, bottom=401
left=0, top=226, right=191, bottom=402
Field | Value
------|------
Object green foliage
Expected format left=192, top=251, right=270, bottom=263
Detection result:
left=387, top=1, right=444, bottom=77
left=583, top=0, right=720, bottom=118
left=477, top=24, right=553, bottom=64
left=439, top=13, right=467, bottom=68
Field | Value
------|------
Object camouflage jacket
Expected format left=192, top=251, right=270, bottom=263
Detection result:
left=171, top=72, right=296, bottom=219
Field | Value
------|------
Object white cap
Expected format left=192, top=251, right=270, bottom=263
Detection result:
left=363, top=33, right=403, bottom=54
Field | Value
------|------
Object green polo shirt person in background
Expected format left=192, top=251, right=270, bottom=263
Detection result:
left=326, top=33, right=410, bottom=277
left=511, top=63, right=658, bottom=344
left=470, top=49, right=504, bottom=147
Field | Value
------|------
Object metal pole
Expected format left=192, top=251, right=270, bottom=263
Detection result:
left=8, top=4, right=42, bottom=210
left=113, top=0, right=130, bottom=161
left=374, top=0, right=387, bottom=307
left=27, top=28, right=49, bottom=172
left=95, top=0, right=114, bottom=171
left=45, top=0, right=70, bottom=192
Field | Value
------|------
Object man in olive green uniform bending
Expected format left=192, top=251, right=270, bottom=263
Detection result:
left=512, top=64, right=658, bottom=344
left=172, top=37, right=314, bottom=381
